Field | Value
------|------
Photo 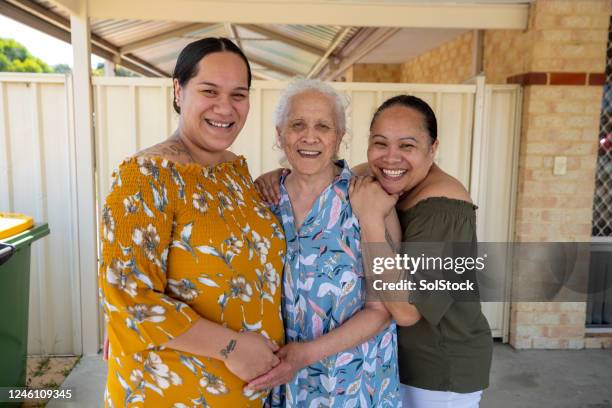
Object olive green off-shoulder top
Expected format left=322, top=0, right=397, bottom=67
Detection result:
left=397, top=197, right=493, bottom=393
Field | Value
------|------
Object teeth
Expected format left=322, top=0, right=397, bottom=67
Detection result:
left=298, top=150, right=320, bottom=156
left=207, top=119, right=232, bottom=128
left=382, top=168, right=406, bottom=177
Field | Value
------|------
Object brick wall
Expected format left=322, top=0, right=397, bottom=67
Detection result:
left=487, top=0, right=609, bottom=349
left=484, top=0, right=608, bottom=84
left=347, top=31, right=475, bottom=84
left=352, top=63, right=401, bottom=82
left=400, top=31, right=474, bottom=83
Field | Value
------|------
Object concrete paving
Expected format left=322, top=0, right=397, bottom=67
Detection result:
left=46, top=354, right=106, bottom=408
left=46, top=343, right=612, bottom=407
left=483, top=342, right=612, bottom=408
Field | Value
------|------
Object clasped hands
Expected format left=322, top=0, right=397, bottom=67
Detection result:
left=241, top=341, right=311, bottom=392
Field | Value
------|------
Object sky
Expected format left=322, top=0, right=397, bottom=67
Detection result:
left=0, top=15, right=104, bottom=68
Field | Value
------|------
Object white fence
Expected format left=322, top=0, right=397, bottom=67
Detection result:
left=93, top=78, right=477, bottom=204
left=0, top=73, right=521, bottom=354
left=0, top=74, right=81, bottom=355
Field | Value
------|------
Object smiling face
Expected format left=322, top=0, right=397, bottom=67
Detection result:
left=277, top=90, right=342, bottom=177
left=174, top=52, right=250, bottom=154
left=367, top=105, right=438, bottom=195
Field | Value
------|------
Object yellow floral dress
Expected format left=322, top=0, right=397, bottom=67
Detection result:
left=99, top=155, right=285, bottom=407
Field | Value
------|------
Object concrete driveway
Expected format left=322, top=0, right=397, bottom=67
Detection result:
left=47, top=343, right=612, bottom=408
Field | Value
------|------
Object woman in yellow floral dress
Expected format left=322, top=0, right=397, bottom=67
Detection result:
left=99, top=38, right=285, bottom=407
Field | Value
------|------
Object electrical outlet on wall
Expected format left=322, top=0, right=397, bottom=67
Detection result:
left=553, top=156, right=567, bottom=176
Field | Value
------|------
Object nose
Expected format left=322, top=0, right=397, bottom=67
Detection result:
left=381, top=146, right=402, bottom=164
left=301, top=126, right=319, bottom=144
left=213, top=94, right=232, bottom=116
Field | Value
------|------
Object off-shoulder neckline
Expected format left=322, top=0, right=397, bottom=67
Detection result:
left=119, top=154, right=247, bottom=174
left=399, top=196, right=477, bottom=215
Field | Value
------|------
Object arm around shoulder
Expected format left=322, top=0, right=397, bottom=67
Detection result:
left=350, top=162, right=372, bottom=177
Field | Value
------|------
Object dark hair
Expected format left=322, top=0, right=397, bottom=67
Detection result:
left=370, top=95, right=438, bottom=142
left=172, top=37, right=252, bottom=114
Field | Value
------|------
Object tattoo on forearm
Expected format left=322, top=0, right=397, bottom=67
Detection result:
left=220, top=339, right=237, bottom=359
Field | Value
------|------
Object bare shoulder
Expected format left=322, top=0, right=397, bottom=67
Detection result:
left=223, top=150, right=239, bottom=161
left=415, top=166, right=472, bottom=203
left=351, top=162, right=372, bottom=177
left=136, top=139, right=192, bottom=164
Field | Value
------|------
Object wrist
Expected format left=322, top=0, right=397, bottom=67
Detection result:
left=359, top=218, right=386, bottom=240
left=300, top=341, right=318, bottom=368
left=219, top=329, right=241, bottom=361
left=360, top=215, right=383, bottom=228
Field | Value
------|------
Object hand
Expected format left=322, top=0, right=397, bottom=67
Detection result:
left=224, top=332, right=281, bottom=382
left=245, top=342, right=311, bottom=391
left=349, top=176, right=399, bottom=224
left=254, top=168, right=288, bottom=204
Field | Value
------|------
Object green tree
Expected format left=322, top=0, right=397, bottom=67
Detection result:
left=53, top=64, right=71, bottom=74
left=0, top=37, right=53, bottom=73
left=92, top=62, right=139, bottom=77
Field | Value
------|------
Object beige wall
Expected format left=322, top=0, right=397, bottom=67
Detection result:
left=352, top=63, right=401, bottom=82
left=483, top=28, right=535, bottom=85
left=351, top=31, right=475, bottom=84
left=484, top=0, right=608, bottom=84
left=400, top=31, right=474, bottom=83
left=498, top=0, right=609, bottom=349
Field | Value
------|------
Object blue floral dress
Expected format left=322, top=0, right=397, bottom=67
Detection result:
left=269, top=160, right=401, bottom=408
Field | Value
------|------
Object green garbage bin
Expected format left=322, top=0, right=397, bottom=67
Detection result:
left=0, top=223, right=50, bottom=389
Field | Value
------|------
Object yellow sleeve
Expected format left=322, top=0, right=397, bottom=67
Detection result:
left=98, top=158, right=200, bottom=355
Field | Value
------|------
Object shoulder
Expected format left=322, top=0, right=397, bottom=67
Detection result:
left=136, top=139, right=191, bottom=164
left=410, top=165, right=472, bottom=206
left=222, top=150, right=239, bottom=162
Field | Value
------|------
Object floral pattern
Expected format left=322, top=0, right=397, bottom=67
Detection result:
left=99, top=156, right=285, bottom=407
left=269, top=160, right=401, bottom=408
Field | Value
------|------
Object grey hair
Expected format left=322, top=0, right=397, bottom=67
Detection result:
left=273, top=78, right=348, bottom=135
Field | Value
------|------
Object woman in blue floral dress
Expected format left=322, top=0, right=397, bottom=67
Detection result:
left=246, top=79, right=401, bottom=407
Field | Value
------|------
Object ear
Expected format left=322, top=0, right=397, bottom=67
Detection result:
left=173, top=78, right=182, bottom=108
left=335, top=130, right=345, bottom=153
left=430, top=139, right=439, bottom=156
left=275, top=126, right=284, bottom=148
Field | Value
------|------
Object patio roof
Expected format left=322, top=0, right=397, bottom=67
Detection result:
left=0, top=0, right=531, bottom=79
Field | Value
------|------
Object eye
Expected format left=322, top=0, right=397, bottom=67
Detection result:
left=315, top=123, right=331, bottom=132
left=232, top=93, right=248, bottom=101
left=290, top=122, right=306, bottom=131
left=201, top=89, right=217, bottom=96
left=400, top=144, right=416, bottom=150
left=373, top=141, right=387, bottom=147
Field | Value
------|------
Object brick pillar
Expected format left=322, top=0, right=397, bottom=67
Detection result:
left=485, top=0, right=610, bottom=349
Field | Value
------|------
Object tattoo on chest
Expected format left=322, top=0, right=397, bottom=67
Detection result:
left=220, top=339, right=237, bottom=359
left=145, top=140, right=195, bottom=163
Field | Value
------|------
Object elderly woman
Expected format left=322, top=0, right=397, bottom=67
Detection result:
left=99, top=38, right=285, bottom=407
left=246, top=79, right=401, bottom=407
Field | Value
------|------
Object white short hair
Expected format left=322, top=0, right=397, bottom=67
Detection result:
left=273, top=78, right=349, bottom=135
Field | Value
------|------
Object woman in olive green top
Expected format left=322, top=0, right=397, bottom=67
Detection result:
left=348, top=95, right=492, bottom=407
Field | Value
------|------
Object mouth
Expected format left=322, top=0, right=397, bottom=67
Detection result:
left=297, top=149, right=321, bottom=158
left=379, top=168, right=407, bottom=179
left=205, top=119, right=234, bottom=129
